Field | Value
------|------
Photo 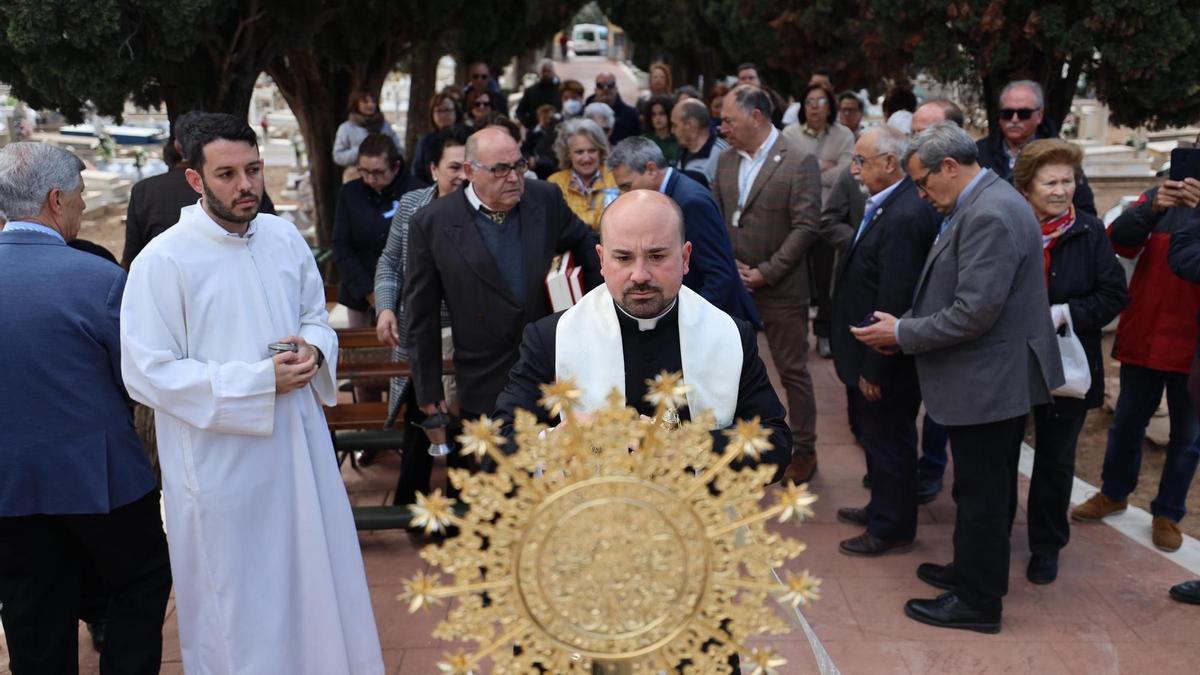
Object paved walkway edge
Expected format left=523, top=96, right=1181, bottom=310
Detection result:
left=1018, top=442, right=1200, bottom=575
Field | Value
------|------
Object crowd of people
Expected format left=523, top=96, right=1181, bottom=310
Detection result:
left=4, top=51, right=1200, bottom=674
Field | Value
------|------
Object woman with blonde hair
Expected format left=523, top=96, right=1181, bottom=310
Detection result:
left=547, top=118, right=618, bottom=230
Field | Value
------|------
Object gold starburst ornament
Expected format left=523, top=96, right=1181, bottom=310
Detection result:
left=400, top=371, right=819, bottom=673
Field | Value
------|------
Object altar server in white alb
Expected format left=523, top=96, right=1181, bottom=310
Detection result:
left=120, top=113, right=383, bottom=675
left=494, top=190, right=792, bottom=474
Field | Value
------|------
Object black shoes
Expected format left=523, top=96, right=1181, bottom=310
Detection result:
left=1027, top=552, right=1059, bottom=585
left=839, top=532, right=913, bottom=557
left=836, top=506, right=869, bottom=526
left=1169, top=580, right=1200, bottom=605
left=904, top=592, right=1002, bottom=634
left=916, top=562, right=959, bottom=592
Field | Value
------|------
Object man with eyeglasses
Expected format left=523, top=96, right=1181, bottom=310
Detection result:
left=977, top=80, right=1096, bottom=215
left=852, top=122, right=1063, bottom=634
left=830, top=127, right=939, bottom=558
left=462, top=61, right=508, bottom=115
left=405, top=127, right=602, bottom=436
left=585, top=71, right=641, bottom=144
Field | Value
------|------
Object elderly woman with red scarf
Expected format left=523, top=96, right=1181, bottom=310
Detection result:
left=1011, top=139, right=1128, bottom=584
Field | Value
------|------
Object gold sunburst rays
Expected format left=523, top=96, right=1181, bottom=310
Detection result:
left=401, top=373, right=819, bottom=673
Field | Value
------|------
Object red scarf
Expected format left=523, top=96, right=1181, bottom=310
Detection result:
left=1041, top=205, right=1075, bottom=285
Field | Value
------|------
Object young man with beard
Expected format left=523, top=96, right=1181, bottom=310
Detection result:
left=120, top=113, right=384, bottom=674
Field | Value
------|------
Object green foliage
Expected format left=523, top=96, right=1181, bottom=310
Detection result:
left=866, top=0, right=1200, bottom=129
left=602, top=0, right=798, bottom=93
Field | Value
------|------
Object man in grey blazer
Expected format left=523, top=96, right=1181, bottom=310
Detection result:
left=853, top=122, right=1063, bottom=633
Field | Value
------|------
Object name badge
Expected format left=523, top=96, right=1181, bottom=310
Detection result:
left=732, top=209, right=742, bottom=228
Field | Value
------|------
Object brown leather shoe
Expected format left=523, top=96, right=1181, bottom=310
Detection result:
left=839, top=533, right=913, bottom=557
left=1153, top=516, right=1183, bottom=552
left=783, top=453, right=818, bottom=484
left=1071, top=492, right=1127, bottom=522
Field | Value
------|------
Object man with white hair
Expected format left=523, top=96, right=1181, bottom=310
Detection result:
left=829, top=126, right=939, bottom=557
left=853, top=122, right=1063, bottom=633
left=584, top=101, right=616, bottom=142
left=976, top=80, right=1095, bottom=214
left=0, top=142, right=172, bottom=674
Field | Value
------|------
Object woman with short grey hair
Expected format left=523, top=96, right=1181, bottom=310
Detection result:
left=547, top=118, right=618, bottom=230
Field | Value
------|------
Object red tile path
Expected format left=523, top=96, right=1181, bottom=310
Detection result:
left=7, top=338, right=1194, bottom=674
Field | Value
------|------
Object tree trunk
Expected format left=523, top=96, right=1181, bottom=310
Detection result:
left=406, top=44, right=440, bottom=159
left=267, top=49, right=347, bottom=249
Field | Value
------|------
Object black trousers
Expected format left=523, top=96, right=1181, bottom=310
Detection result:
left=810, top=240, right=835, bottom=339
left=946, top=415, right=1026, bottom=612
left=1026, top=397, right=1088, bottom=555
left=0, top=489, right=172, bottom=675
left=853, top=386, right=921, bottom=541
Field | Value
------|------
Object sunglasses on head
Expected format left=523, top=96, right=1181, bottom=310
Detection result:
left=999, top=107, right=1040, bottom=121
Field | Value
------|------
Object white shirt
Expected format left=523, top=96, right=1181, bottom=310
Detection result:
left=735, top=126, right=780, bottom=210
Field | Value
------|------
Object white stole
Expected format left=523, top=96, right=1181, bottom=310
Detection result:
left=554, top=285, right=743, bottom=428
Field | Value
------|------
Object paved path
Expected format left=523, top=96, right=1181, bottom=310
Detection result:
left=24, top=337, right=1200, bottom=674
left=550, top=54, right=641, bottom=108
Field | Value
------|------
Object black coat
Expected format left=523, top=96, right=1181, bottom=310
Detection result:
left=514, top=78, right=562, bottom=130
left=1046, top=210, right=1129, bottom=407
left=493, top=305, right=792, bottom=482
left=830, top=177, right=938, bottom=392
left=404, top=180, right=602, bottom=415
left=976, top=117, right=1097, bottom=216
left=332, top=173, right=405, bottom=311
left=583, top=93, right=641, bottom=144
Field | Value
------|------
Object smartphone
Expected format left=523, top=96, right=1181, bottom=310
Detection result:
left=1169, top=148, right=1200, bottom=181
left=854, top=313, right=881, bottom=328
left=267, top=341, right=298, bottom=354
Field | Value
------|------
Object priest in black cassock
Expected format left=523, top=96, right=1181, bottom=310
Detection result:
left=493, top=190, right=792, bottom=480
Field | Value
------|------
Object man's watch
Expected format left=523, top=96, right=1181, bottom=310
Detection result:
left=314, top=346, right=325, bottom=368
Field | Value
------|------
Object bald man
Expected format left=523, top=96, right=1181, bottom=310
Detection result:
left=405, top=127, right=602, bottom=427
left=494, top=190, right=791, bottom=475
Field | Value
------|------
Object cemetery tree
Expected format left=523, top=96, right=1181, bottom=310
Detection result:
left=0, top=0, right=320, bottom=126
left=864, top=0, right=1200, bottom=131
left=601, top=0, right=801, bottom=96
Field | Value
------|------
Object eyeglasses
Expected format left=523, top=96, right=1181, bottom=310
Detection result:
left=851, top=152, right=889, bottom=167
left=434, top=106, right=457, bottom=114
left=999, top=107, right=1041, bottom=121
left=471, top=73, right=489, bottom=80
left=804, top=97, right=828, bottom=107
left=913, top=166, right=941, bottom=193
left=838, top=106, right=861, bottom=115
left=595, top=81, right=616, bottom=90
left=471, top=159, right=529, bottom=178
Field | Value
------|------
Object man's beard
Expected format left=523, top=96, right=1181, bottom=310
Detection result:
left=203, top=180, right=259, bottom=225
left=618, top=282, right=672, bottom=318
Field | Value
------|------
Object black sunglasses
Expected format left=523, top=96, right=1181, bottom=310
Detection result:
left=595, top=81, right=616, bottom=90
left=999, top=107, right=1040, bottom=121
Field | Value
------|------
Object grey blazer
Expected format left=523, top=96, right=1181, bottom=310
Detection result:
left=897, top=170, right=1064, bottom=426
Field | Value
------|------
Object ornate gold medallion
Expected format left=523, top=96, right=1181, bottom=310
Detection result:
left=401, top=372, right=819, bottom=674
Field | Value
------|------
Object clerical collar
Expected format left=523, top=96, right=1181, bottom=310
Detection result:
left=614, top=297, right=678, bottom=331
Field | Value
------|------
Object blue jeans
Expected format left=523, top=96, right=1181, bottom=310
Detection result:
left=1101, top=363, right=1200, bottom=522
left=918, top=413, right=949, bottom=479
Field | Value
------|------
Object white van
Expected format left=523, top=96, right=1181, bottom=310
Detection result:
left=571, top=23, right=609, bottom=56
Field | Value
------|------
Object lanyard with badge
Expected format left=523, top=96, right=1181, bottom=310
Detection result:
left=733, top=146, right=772, bottom=228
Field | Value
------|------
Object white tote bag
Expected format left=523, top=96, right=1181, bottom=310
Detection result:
left=1052, top=310, right=1092, bottom=399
